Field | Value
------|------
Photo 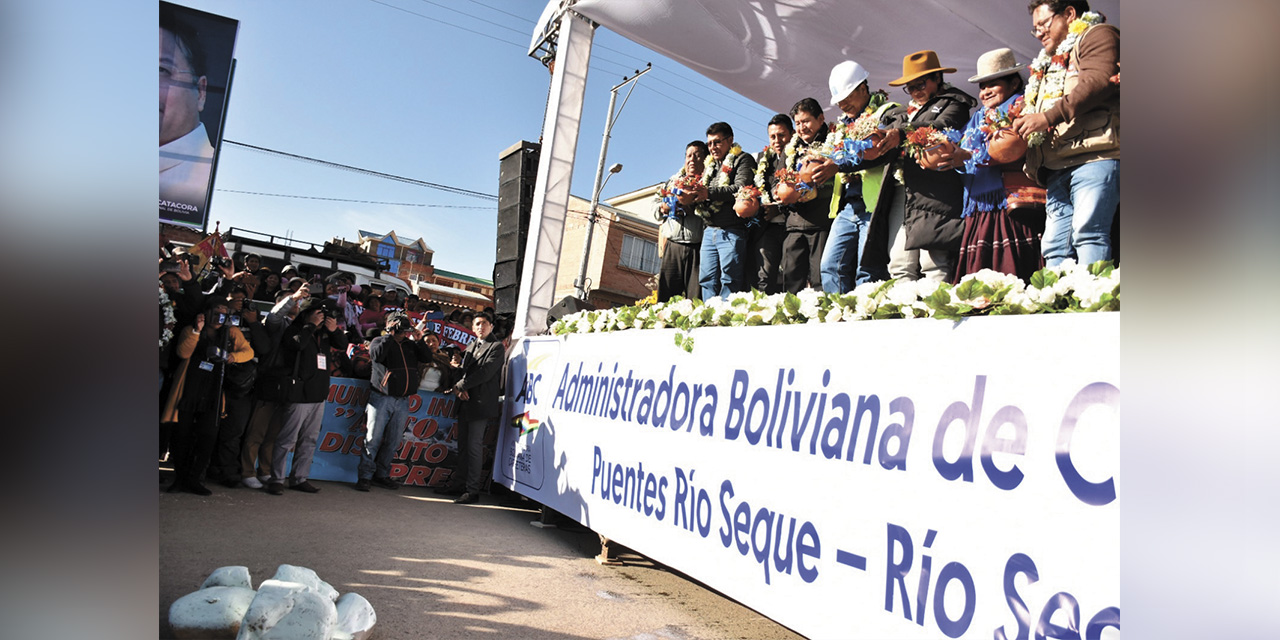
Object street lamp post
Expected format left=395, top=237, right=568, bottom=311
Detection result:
left=573, top=64, right=650, bottom=301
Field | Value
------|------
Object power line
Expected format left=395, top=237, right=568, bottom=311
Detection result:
left=465, top=0, right=535, bottom=25
left=592, top=42, right=771, bottom=114
left=410, top=0, right=529, bottom=37
left=365, top=0, right=527, bottom=49
left=216, top=189, right=497, bottom=208
left=224, top=140, right=498, bottom=200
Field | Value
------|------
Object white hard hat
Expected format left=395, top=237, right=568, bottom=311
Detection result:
left=829, top=60, right=870, bottom=106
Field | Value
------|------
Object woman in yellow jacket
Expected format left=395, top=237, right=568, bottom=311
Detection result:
left=166, top=299, right=253, bottom=495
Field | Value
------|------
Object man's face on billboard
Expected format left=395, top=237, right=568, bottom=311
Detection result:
left=160, top=27, right=206, bottom=146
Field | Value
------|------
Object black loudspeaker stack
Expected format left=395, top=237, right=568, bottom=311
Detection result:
left=494, top=141, right=541, bottom=317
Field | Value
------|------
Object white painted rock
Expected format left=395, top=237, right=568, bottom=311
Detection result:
left=334, top=592, right=377, bottom=640
left=236, top=580, right=337, bottom=640
left=169, top=585, right=256, bottom=639
left=270, top=565, right=339, bottom=602
left=202, top=566, right=253, bottom=590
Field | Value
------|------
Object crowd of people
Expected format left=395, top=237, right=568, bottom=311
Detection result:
left=654, top=0, right=1118, bottom=302
left=158, top=249, right=508, bottom=505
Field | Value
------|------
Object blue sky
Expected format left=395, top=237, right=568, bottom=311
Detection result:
left=172, top=0, right=776, bottom=279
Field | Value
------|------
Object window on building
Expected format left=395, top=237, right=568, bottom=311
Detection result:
left=377, top=243, right=395, bottom=258
left=467, top=286, right=481, bottom=293
left=620, top=235, right=659, bottom=274
left=406, top=250, right=419, bottom=264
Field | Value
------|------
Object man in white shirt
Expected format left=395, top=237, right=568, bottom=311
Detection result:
left=160, top=12, right=215, bottom=220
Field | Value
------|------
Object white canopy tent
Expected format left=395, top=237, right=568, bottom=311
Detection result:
left=514, top=0, right=1120, bottom=336
left=570, top=0, right=1119, bottom=116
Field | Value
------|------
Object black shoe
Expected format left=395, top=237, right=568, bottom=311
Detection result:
left=267, top=482, right=285, bottom=495
left=453, top=492, right=479, bottom=504
left=289, top=480, right=321, bottom=493
left=354, top=478, right=371, bottom=492
left=185, top=480, right=213, bottom=496
left=434, top=484, right=463, bottom=496
left=372, top=477, right=399, bottom=490
left=220, top=478, right=241, bottom=489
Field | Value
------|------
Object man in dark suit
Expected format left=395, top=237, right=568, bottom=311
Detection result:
left=440, top=311, right=505, bottom=504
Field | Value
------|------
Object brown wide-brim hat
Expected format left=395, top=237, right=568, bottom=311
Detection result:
left=888, top=50, right=957, bottom=86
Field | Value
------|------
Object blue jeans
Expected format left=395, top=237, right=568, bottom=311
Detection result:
left=358, top=391, right=411, bottom=481
left=1042, top=159, right=1120, bottom=268
left=820, top=200, right=872, bottom=293
left=699, top=226, right=746, bottom=299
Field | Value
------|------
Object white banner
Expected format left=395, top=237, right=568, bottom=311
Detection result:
left=496, top=314, right=1119, bottom=639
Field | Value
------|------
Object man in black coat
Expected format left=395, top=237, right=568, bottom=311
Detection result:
left=440, top=311, right=505, bottom=504
left=354, top=312, right=433, bottom=492
left=781, top=98, right=839, bottom=293
left=266, top=298, right=347, bottom=495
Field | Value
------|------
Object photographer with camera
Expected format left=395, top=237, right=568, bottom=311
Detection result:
left=166, top=298, right=254, bottom=495
left=237, top=286, right=309, bottom=489
left=266, top=298, right=347, bottom=495
left=207, top=288, right=271, bottom=488
left=354, top=311, right=434, bottom=492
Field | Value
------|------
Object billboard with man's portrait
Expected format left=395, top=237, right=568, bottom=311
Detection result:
left=159, top=2, right=238, bottom=229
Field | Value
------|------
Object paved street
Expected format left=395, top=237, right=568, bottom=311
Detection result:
left=159, top=469, right=804, bottom=639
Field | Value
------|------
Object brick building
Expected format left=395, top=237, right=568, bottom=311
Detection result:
left=553, top=192, right=661, bottom=308
left=336, top=230, right=435, bottom=282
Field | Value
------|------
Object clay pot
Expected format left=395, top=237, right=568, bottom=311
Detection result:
left=987, top=128, right=1028, bottom=164
left=733, top=197, right=759, bottom=218
left=774, top=182, right=801, bottom=205
left=918, top=140, right=957, bottom=170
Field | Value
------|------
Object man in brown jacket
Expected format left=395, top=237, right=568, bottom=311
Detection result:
left=1015, top=0, right=1120, bottom=268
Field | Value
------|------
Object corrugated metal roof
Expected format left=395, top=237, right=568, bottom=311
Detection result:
left=432, top=269, right=493, bottom=287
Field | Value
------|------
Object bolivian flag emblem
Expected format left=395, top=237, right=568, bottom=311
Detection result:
left=511, top=412, right=541, bottom=437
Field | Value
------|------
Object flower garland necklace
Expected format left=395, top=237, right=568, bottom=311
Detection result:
left=784, top=131, right=809, bottom=172
left=702, top=143, right=742, bottom=189
left=1025, top=11, right=1104, bottom=114
left=754, top=146, right=777, bottom=204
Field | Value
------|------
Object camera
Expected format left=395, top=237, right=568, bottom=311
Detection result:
left=321, top=307, right=340, bottom=320
left=209, top=255, right=233, bottom=269
left=215, top=312, right=242, bottom=326
left=160, top=260, right=181, bottom=273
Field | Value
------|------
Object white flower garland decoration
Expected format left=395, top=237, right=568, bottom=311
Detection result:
left=159, top=285, right=176, bottom=349
left=553, top=260, right=1119, bottom=352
